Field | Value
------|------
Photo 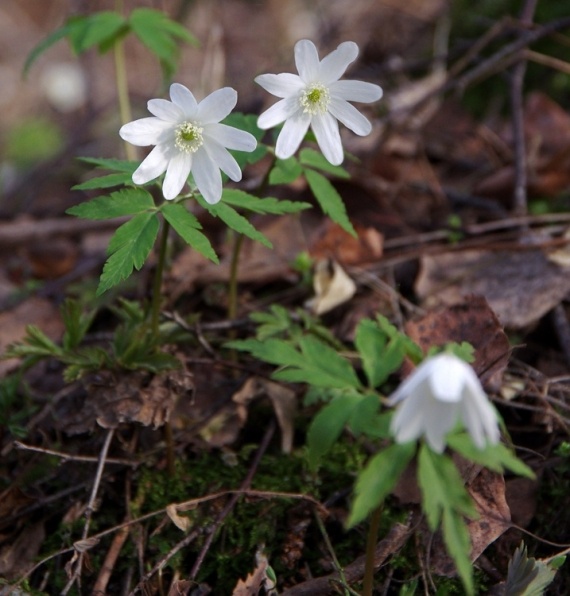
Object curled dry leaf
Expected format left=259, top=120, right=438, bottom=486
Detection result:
left=310, top=221, right=383, bottom=265
left=166, top=503, right=193, bottom=532
left=306, top=259, right=357, bottom=315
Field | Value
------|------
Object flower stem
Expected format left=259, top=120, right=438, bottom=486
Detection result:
left=362, top=504, right=383, bottom=596
left=151, top=219, right=170, bottom=339
left=113, top=0, right=136, bottom=161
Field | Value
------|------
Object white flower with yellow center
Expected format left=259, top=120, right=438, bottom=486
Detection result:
left=255, top=39, right=382, bottom=165
left=388, top=353, right=501, bottom=453
left=119, top=84, right=257, bottom=204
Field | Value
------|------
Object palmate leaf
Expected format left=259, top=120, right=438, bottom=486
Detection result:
left=66, top=12, right=127, bottom=54
left=299, top=148, right=350, bottom=179
left=222, top=189, right=311, bottom=215
left=222, top=113, right=267, bottom=167
left=67, top=188, right=155, bottom=220
left=77, top=157, right=139, bottom=173
left=73, top=172, right=135, bottom=191
left=161, top=202, right=218, bottom=263
left=24, top=22, right=74, bottom=76
left=304, top=168, right=356, bottom=236
left=97, top=212, right=160, bottom=295
left=347, top=442, right=416, bottom=527
left=201, top=200, right=272, bottom=248
left=269, top=156, right=303, bottom=185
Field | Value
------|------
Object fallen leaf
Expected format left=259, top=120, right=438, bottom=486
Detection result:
left=0, top=522, right=45, bottom=580
left=306, top=259, right=357, bottom=315
left=310, top=221, right=383, bottom=265
left=166, top=504, right=192, bottom=532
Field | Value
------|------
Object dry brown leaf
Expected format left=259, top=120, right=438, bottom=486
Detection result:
left=232, top=552, right=275, bottom=596
left=0, top=522, right=45, bottom=580
left=306, top=259, right=357, bottom=315
left=166, top=504, right=192, bottom=532
left=310, top=221, right=383, bottom=265
left=415, top=249, right=570, bottom=329
left=167, top=579, right=193, bottom=596
left=405, top=296, right=510, bottom=391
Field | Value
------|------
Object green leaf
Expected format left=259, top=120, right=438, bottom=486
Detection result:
left=202, top=200, right=272, bottom=248
left=377, top=315, right=424, bottom=363
left=348, top=394, right=390, bottom=439
left=249, top=305, right=294, bottom=341
left=4, top=325, right=63, bottom=359
left=299, top=148, right=350, bottom=179
left=303, top=168, right=356, bottom=236
left=347, top=442, right=416, bottom=527
left=67, top=188, right=155, bottom=220
left=67, top=12, right=127, bottom=54
left=307, top=393, right=365, bottom=469
left=73, top=172, right=135, bottom=191
left=442, top=508, right=474, bottom=596
left=355, top=318, right=388, bottom=388
left=77, top=157, right=139, bottom=173
left=447, top=433, right=535, bottom=478
left=97, top=212, right=160, bottom=295
left=222, top=189, right=311, bottom=215
left=61, top=299, right=96, bottom=351
left=269, top=156, right=303, bottom=185
left=222, top=113, right=267, bottom=167
left=24, top=22, right=73, bottom=76
left=161, top=202, right=218, bottom=263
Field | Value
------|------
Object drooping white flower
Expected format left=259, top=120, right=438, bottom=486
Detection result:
left=255, top=39, right=382, bottom=165
left=388, top=353, right=500, bottom=453
left=119, top=84, right=257, bottom=204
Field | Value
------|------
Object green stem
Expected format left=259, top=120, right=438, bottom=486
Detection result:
left=113, top=0, right=136, bottom=161
left=363, top=504, right=383, bottom=596
left=151, top=219, right=170, bottom=339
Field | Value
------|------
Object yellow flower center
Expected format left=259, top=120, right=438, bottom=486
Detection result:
left=300, top=83, right=330, bottom=115
left=175, top=122, right=204, bottom=153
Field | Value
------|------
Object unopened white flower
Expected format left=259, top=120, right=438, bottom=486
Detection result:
left=255, top=39, right=382, bottom=165
left=388, top=353, right=500, bottom=453
left=119, top=84, right=257, bottom=204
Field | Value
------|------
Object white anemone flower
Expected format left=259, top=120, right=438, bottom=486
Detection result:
left=388, top=353, right=500, bottom=453
left=119, top=84, right=257, bottom=204
left=255, top=39, right=382, bottom=165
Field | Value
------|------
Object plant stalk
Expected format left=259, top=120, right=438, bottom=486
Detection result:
left=151, top=219, right=170, bottom=339
left=363, top=504, right=383, bottom=596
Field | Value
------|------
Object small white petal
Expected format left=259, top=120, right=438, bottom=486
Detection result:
left=255, top=73, right=304, bottom=98
left=295, top=39, right=320, bottom=82
left=388, top=360, right=435, bottom=405
left=257, top=97, right=300, bottom=129
left=429, top=355, right=467, bottom=403
left=163, top=151, right=192, bottom=200
left=204, top=139, right=242, bottom=181
left=275, top=112, right=311, bottom=159
left=205, top=123, right=257, bottom=152
left=391, top=391, right=426, bottom=442
left=147, top=98, right=184, bottom=122
left=311, top=112, right=343, bottom=165
left=169, top=83, right=198, bottom=117
left=132, top=144, right=170, bottom=185
left=119, top=117, right=172, bottom=146
left=330, top=79, right=383, bottom=103
left=319, top=41, right=359, bottom=84
left=329, top=98, right=372, bottom=136
left=193, top=149, right=223, bottom=204
left=197, top=87, right=237, bottom=124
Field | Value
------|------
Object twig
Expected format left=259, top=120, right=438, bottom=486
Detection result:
left=60, top=429, right=115, bottom=595
left=14, top=441, right=137, bottom=467
left=92, top=524, right=130, bottom=595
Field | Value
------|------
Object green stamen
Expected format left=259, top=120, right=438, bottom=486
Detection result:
left=175, top=122, right=204, bottom=153
left=300, top=83, right=330, bottom=115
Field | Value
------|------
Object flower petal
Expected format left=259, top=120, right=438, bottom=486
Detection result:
left=132, top=144, right=170, bottom=185
left=391, top=390, right=426, bottom=443
left=163, top=151, right=192, bottom=200
left=196, top=87, right=237, bottom=124
left=275, top=111, right=311, bottom=159
left=119, top=117, right=172, bottom=146
left=330, top=79, right=383, bottom=103
left=204, top=139, right=242, bottom=181
left=169, top=83, right=198, bottom=117
left=387, top=359, right=435, bottom=405
left=429, top=354, right=469, bottom=403
left=329, top=98, right=372, bottom=136
left=147, top=98, right=184, bottom=122
left=255, top=73, right=304, bottom=98
left=257, top=97, right=301, bottom=129
left=319, top=41, right=359, bottom=84
left=193, top=149, right=223, bottom=204
left=423, top=400, right=458, bottom=453
left=205, top=123, right=257, bottom=152
left=311, top=112, right=343, bottom=165
left=295, top=39, right=320, bottom=83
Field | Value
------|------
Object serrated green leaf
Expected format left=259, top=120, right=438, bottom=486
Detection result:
left=67, top=188, right=155, bottom=220
left=24, top=23, right=73, bottom=76
left=161, top=202, right=218, bottom=263
left=442, top=508, right=474, bottom=595
left=77, top=157, right=139, bottom=173
left=299, top=148, right=350, bottom=179
left=61, top=299, right=96, bottom=351
left=307, top=393, right=365, bottom=469
left=249, top=305, right=293, bottom=341
left=222, top=113, right=267, bottom=167
left=97, top=212, right=160, bottom=295
left=447, top=433, right=535, bottom=479
left=347, top=442, right=416, bottom=527
left=304, top=168, right=356, bottom=236
left=67, top=12, right=127, bottom=54
left=269, top=156, right=303, bottom=185
left=202, top=200, right=272, bottom=248
left=376, top=315, right=424, bottom=363
left=348, top=394, right=389, bottom=439
left=73, top=172, right=135, bottom=191
left=4, top=325, right=63, bottom=360
left=355, top=318, right=388, bottom=388
left=222, top=189, right=311, bottom=215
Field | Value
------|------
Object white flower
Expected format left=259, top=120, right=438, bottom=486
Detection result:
left=255, top=39, right=382, bottom=165
left=388, top=353, right=500, bottom=453
left=119, top=84, right=257, bottom=204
